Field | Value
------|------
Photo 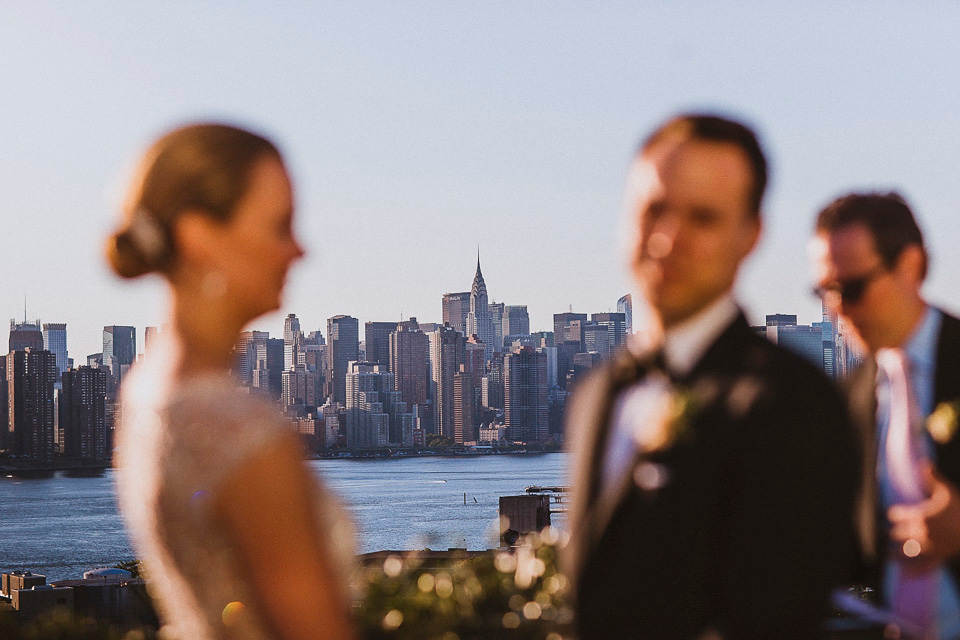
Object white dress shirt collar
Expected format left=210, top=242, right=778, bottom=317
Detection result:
left=629, top=293, right=740, bottom=377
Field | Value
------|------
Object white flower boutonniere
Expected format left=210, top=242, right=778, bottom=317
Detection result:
left=926, top=400, right=960, bottom=445
left=644, top=385, right=700, bottom=453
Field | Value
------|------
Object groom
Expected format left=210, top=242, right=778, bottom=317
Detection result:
left=564, top=114, right=859, bottom=639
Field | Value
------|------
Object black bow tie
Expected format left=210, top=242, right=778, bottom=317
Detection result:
left=611, top=348, right=680, bottom=388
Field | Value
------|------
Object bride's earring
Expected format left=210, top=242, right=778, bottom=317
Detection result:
left=200, top=271, right=228, bottom=299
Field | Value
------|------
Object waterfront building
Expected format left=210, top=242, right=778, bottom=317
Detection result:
left=2, top=571, right=47, bottom=597
left=6, top=348, right=57, bottom=463
left=365, top=321, right=396, bottom=370
left=441, top=292, right=471, bottom=335
left=465, top=257, right=495, bottom=362
left=319, top=399, right=343, bottom=449
left=453, top=366, right=478, bottom=444
left=504, top=346, right=549, bottom=443
left=102, top=326, right=136, bottom=386
left=0, top=355, right=7, bottom=441
left=326, top=315, right=359, bottom=406
left=283, top=313, right=301, bottom=371
left=42, top=323, right=68, bottom=387
left=344, top=362, right=412, bottom=448
left=59, top=366, right=107, bottom=464
left=291, top=414, right=323, bottom=453
left=617, top=294, right=633, bottom=335
left=479, top=425, right=506, bottom=444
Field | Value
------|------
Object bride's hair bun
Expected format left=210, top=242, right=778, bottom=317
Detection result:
left=105, top=122, right=281, bottom=279
left=107, top=208, right=172, bottom=279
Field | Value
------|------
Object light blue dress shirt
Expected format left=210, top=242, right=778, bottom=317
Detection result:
left=876, top=306, right=960, bottom=638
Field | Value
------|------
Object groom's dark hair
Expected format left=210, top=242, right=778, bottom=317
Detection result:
left=639, top=113, right=768, bottom=219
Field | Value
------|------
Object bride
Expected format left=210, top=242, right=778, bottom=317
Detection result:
left=108, top=123, right=356, bottom=640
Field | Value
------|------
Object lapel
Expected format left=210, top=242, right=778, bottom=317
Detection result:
left=933, top=311, right=960, bottom=485
left=848, top=358, right=879, bottom=564
left=573, top=313, right=751, bottom=571
left=567, top=347, right=648, bottom=577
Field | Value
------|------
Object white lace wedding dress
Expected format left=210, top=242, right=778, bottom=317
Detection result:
left=115, top=343, right=353, bottom=640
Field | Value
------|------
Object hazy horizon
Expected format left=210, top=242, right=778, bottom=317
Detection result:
left=4, top=4, right=960, bottom=358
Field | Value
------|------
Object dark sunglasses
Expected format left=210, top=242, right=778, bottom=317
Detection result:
left=813, top=265, right=887, bottom=304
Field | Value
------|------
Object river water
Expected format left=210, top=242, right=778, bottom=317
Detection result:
left=0, top=453, right=567, bottom=582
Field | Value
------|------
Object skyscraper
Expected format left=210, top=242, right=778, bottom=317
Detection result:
left=553, top=312, right=588, bottom=348
left=326, top=315, right=359, bottom=406
left=452, top=337, right=485, bottom=444
left=504, top=346, right=549, bottom=443
left=250, top=337, right=284, bottom=398
left=489, top=302, right=505, bottom=353
left=389, top=319, right=429, bottom=408
left=553, top=312, right=587, bottom=389
left=103, top=326, right=136, bottom=385
left=433, top=325, right=465, bottom=441
left=441, top=292, right=471, bottom=336
left=465, top=257, right=495, bottom=362
left=6, top=349, right=57, bottom=463
left=453, top=366, right=477, bottom=444
left=283, top=313, right=301, bottom=371
left=365, top=321, right=396, bottom=369
left=281, top=365, right=320, bottom=413
left=582, top=323, right=610, bottom=359
left=42, top=323, right=68, bottom=387
left=59, top=366, right=107, bottom=463
left=591, top=312, right=627, bottom=352
left=234, top=330, right=270, bottom=385
left=502, top=305, right=530, bottom=340
left=344, top=362, right=412, bottom=448
left=617, top=294, right=633, bottom=335
left=9, top=320, right=43, bottom=352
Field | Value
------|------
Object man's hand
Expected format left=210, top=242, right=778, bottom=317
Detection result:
left=888, top=464, right=960, bottom=572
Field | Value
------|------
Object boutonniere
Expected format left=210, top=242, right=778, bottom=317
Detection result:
left=644, top=384, right=701, bottom=453
left=926, top=400, right=960, bottom=445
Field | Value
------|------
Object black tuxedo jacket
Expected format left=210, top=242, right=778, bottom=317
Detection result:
left=848, top=309, right=960, bottom=588
left=564, top=313, right=860, bottom=639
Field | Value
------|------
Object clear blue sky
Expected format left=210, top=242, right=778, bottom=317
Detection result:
left=3, top=3, right=960, bottom=359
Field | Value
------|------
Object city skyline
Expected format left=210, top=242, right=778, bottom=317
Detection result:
left=4, top=5, right=960, bottom=360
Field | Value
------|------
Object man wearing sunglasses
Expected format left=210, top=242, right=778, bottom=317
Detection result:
left=813, top=192, right=960, bottom=638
